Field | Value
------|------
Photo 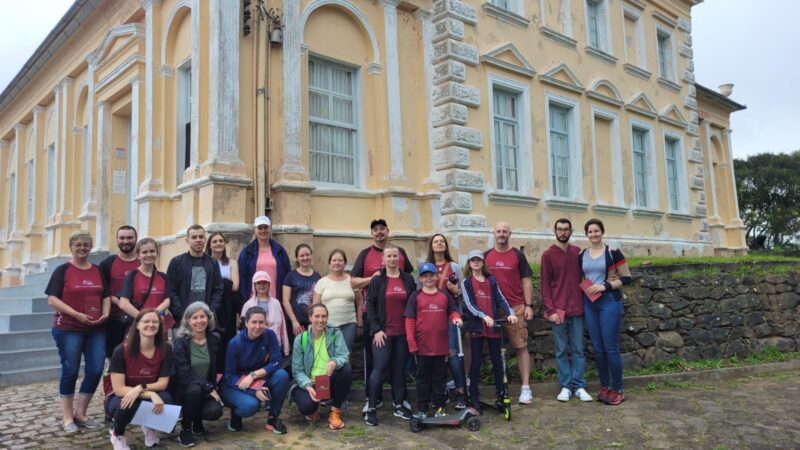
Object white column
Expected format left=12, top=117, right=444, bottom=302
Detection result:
left=280, top=0, right=305, bottom=174
left=129, top=76, right=141, bottom=229
left=208, top=0, right=242, bottom=165
left=51, top=82, right=62, bottom=222
left=95, top=102, right=111, bottom=251
left=190, top=0, right=200, bottom=167
left=415, top=8, right=436, bottom=181
left=59, top=77, right=74, bottom=216
left=12, top=124, right=26, bottom=239
left=723, top=128, right=742, bottom=221
left=30, top=105, right=45, bottom=229
left=141, top=0, right=161, bottom=190
left=702, top=120, right=719, bottom=219
left=382, top=0, right=404, bottom=180
left=0, top=140, right=8, bottom=240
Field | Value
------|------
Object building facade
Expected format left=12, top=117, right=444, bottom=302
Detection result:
left=0, top=0, right=746, bottom=286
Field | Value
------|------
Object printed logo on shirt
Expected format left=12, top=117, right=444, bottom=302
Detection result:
left=392, top=285, right=405, bottom=293
left=477, top=289, right=487, bottom=297
left=494, top=260, right=506, bottom=268
left=82, top=279, right=96, bottom=286
left=139, top=368, right=153, bottom=376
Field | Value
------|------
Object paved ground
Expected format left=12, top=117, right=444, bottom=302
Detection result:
left=1, top=365, right=798, bottom=449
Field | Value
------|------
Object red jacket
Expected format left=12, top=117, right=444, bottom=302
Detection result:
left=540, top=244, right=583, bottom=318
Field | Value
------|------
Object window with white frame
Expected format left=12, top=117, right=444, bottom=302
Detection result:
left=491, top=0, right=521, bottom=14
left=632, top=127, right=649, bottom=207
left=623, top=7, right=646, bottom=68
left=493, top=88, right=520, bottom=192
left=657, top=28, right=675, bottom=81
left=664, top=136, right=681, bottom=211
left=26, top=159, right=35, bottom=226
left=46, top=143, right=56, bottom=219
left=8, top=172, right=16, bottom=237
left=549, top=105, right=572, bottom=198
left=309, top=58, right=358, bottom=186
left=176, top=62, right=192, bottom=183
left=586, top=0, right=610, bottom=52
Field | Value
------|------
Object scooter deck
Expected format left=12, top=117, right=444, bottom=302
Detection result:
left=418, top=407, right=479, bottom=425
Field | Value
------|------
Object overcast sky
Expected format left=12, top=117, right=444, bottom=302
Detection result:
left=0, top=0, right=797, bottom=159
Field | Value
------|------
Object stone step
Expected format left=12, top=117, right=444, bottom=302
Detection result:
left=0, top=329, right=54, bottom=351
left=0, top=284, right=48, bottom=300
left=0, top=347, right=60, bottom=372
left=0, top=297, right=50, bottom=314
left=23, top=271, right=58, bottom=285
left=0, top=312, right=53, bottom=332
left=0, top=364, right=65, bottom=387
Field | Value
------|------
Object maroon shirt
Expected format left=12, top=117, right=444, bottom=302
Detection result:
left=471, top=277, right=500, bottom=338
left=384, top=277, right=408, bottom=336
left=540, top=244, right=583, bottom=318
left=119, top=270, right=167, bottom=311
left=485, top=248, right=532, bottom=307
left=352, top=245, right=412, bottom=312
left=45, top=263, right=109, bottom=332
left=109, top=344, right=173, bottom=387
left=108, top=257, right=140, bottom=319
left=404, top=289, right=459, bottom=356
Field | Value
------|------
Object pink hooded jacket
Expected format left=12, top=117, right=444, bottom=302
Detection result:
left=240, top=271, right=290, bottom=355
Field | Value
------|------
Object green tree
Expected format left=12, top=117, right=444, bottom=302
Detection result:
left=734, top=150, right=800, bottom=249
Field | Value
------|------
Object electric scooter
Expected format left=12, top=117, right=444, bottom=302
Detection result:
left=409, top=324, right=481, bottom=433
left=478, top=318, right=511, bottom=421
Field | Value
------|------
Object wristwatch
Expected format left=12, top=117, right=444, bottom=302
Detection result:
left=249, top=371, right=258, bottom=379
left=140, top=383, right=147, bottom=391
left=525, top=304, right=533, bottom=308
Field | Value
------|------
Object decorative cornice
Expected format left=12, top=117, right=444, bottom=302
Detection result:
left=625, top=92, right=658, bottom=119
left=585, top=47, right=618, bottom=66
left=540, top=26, right=577, bottom=49
left=658, top=104, right=689, bottom=129
left=652, top=10, right=678, bottom=28
left=488, top=192, right=540, bottom=207
left=624, top=63, right=651, bottom=81
left=586, top=79, right=624, bottom=107
left=367, top=63, right=383, bottom=75
left=479, top=43, right=535, bottom=78
left=624, top=0, right=646, bottom=10
left=657, top=77, right=682, bottom=93
left=592, top=205, right=630, bottom=216
left=631, top=208, right=664, bottom=219
left=539, top=63, right=584, bottom=94
left=667, top=212, right=694, bottom=223
left=545, top=199, right=589, bottom=212
left=159, top=64, right=175, bottom=78
left=482, top=2, right=530, bottom=28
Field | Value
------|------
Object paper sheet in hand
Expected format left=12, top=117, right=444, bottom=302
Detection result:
left=130, top=401, right=181, bottom=433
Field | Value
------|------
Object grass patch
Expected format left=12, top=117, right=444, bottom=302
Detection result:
left=625, top=253, right=800, bottom=268
left=340, top=424, right=366, bottom=438
left=623, top=346, right=800, bottom=377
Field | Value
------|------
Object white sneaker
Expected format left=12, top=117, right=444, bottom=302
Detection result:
left=446, top=379, right=456, bottom=390
left=574, top=388, right=593, bottom=402
left=518, top=385, right=533, bottom=404
left=141, top=426, right=159, bottom=447
left=403, top=400, right=412, bottom=411
left=110, top=432, right=130, bottom=450
left=362, top=400, right=370, bottom=416
left=557, top=387, right=571, bottom=402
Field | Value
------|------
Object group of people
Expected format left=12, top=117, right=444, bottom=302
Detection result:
left=46, top=214, right=630, bottom=448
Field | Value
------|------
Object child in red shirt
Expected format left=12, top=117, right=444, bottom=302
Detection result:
left=404, top=263, right=462, bottom=419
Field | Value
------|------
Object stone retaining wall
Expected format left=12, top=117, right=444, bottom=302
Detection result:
left=529, top=263, right=800, bottom=369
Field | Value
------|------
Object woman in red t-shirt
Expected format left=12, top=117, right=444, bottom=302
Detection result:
left=46, top=230, right=110, bottom=433
left=460, top=250, right=517, bottom=411
left=107, top=309, right=174, bottom=450
left=118, top=238, right=174, bottom=333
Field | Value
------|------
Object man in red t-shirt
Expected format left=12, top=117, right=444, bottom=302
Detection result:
left=351, top=219, right=414, bottom=413
left=99, top=225, right=140, bottom=357
left=484, top=222, right=534, bottom=404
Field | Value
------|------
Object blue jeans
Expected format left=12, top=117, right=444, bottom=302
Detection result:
left=583, top=292, right=624, bottom=391
left=51, top=328, right=105, bottom=397
left=447, top=322, right=466, bottom=391
left=552, top=316, right=587, bottom=390
left=220, top=369, right=290, bottom=418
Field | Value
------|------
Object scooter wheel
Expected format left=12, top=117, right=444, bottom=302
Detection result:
left=410, top=419, right=424, bottom=433
left=503, top=405, right=511, bottom=421
left=467, top=417, right=481, bottom=432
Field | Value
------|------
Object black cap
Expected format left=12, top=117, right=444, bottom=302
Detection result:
left=370, top=218, right=388, bottom=229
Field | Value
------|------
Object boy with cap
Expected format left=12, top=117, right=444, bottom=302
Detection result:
left=404, top=262, right=462, bottom=419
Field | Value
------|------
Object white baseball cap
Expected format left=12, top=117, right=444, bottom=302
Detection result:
left=254, top=216, right=271, bottom=227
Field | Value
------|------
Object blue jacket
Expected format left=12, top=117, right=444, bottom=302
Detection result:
left=224, top=328, right=282, bottom=387
left=237, top=238, right=291, bottom=301
left=461, top=275, right=514, bottom=334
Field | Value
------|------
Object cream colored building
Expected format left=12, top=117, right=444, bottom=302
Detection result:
left=0, top=0, right=746, bottom=286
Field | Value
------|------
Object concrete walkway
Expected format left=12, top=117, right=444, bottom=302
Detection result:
left=1, top=363, right=798, bottom=449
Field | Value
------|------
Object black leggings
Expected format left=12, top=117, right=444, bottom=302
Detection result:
left=469, top=336, right=504, bottom=404
left=292, top=365, right=353, bottom=415
left=416, top=355, right=447, bottom=411
left=106, top=390, right=173, bottom=436
left=179, top=384, right=223, bottom=431
left=369, top=334, right=408, bottom=408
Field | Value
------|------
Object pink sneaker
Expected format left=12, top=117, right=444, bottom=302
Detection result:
left=110, top=432, right=130, bottom=450
left=141, top=426, right=160, bottom=447
left=597, top=386, right=610, bottom=403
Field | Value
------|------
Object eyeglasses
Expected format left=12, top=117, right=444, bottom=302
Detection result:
left=71, top=243, right=92, bottom=248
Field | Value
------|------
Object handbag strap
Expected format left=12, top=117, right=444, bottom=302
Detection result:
left=135, top=268, right=158, bottom=309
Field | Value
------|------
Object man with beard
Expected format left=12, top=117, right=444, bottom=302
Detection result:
left=540, top=218, right=592, bottom=402
left=99, top=225, right=140, bottom=357
left=351, top=219, right=414, bottom=416
left=166, top=224, right=223, bottom=322
left=484, top=222, right=534, bottom=404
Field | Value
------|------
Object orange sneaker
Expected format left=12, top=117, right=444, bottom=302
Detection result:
left=328, top=409, right=345, bottom=430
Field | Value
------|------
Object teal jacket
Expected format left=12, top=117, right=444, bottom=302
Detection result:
left=291, top=326, right=350, bottom=389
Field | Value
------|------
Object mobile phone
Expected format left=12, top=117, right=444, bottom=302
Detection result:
left=448, top=273, right=458, bottom=285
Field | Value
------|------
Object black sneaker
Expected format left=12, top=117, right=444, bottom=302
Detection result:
left=266, top=416, right=287, bottom=435
left=192, top=422, right=205, bottom=436
left=177, top=429, right=196, bottom=447
left=454, top=393, right=467, bottom=410
left=365, top=408, right=378, bottom=426
left=393, top=404, right=413, bottom=420
left=227, top=414, right=242, bottom=432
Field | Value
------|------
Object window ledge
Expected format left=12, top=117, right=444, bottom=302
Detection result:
left=311, top=186, right=375, bottom=198
left=657, top=77, right=682, bottom=93
left=482, top=3, right=530, bottom=28
left=540, top=26, right=577, bottom=49
left=489, top=192, right=540, bottom=207
left=624, top=63, right=651, bottom=81
left=667, top=212, right=694, bottom=222
left=545, top=198, right=589, bottom=212
left=592, top=204, right=629, bottom=216
left=631, top=208, right=664, bottom=219
left=585, top=46, right=618, bottom=65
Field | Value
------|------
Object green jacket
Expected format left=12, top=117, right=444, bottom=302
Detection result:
left=291, top=326, right=350, bottom=389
